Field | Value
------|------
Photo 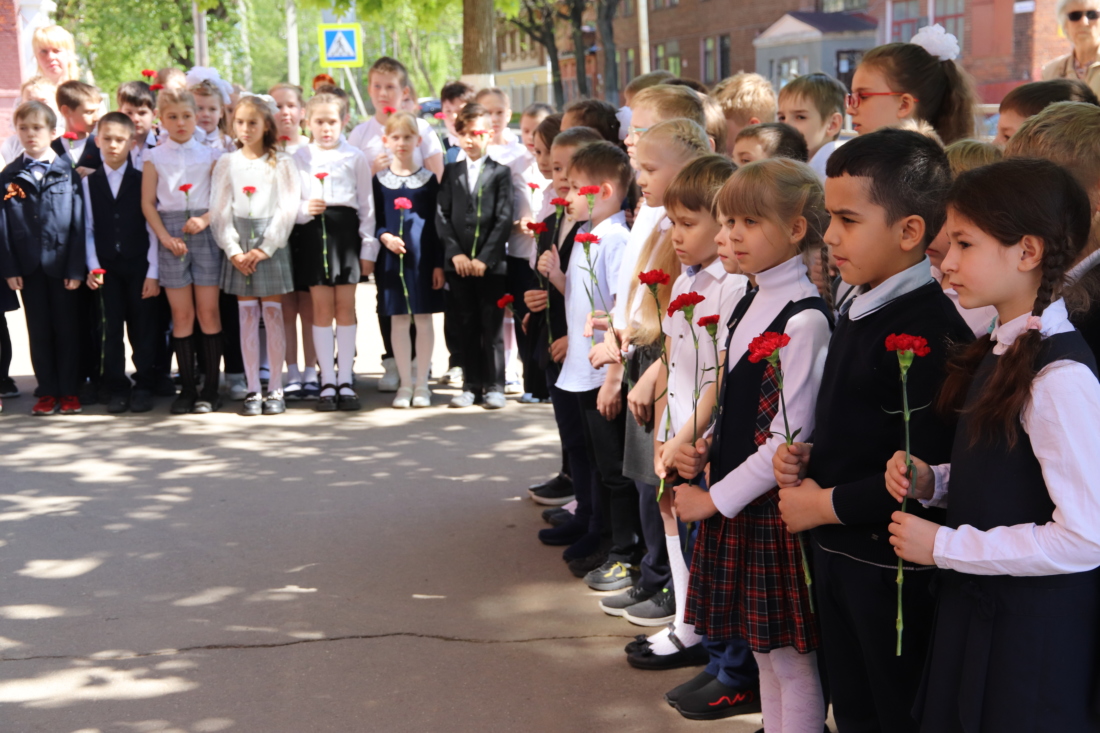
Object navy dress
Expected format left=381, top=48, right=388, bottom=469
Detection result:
left=373, top=168, right=445, bottom=316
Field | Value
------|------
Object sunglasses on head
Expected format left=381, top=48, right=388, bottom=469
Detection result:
left=1068, top=9, right=1100, bottom=21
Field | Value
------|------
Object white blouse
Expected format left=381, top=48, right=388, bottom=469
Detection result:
left=506, top=153, right=547, bottom=261
left=925, top=299, right=1100, bottom=576
left=280, top=134, right=310, bottom=156
left=145, top=137, right=222, bottom=211
left=347, top=117, right=442, bottom=170
left=210, top=150, right=301, bottom=258
left=660, top=259, right=749, bottom=442
left=708, top=256, right=832, bottom=518
left=293, top=140, right=377, bottom=256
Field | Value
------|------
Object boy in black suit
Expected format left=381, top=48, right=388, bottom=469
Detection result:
left=82, top=112, right=160, bottom=413
left=0, top=101, right=86, bottom=414
left=52, top=81, right=103, bottom=177
left=436, top=102, right=514, bottom=409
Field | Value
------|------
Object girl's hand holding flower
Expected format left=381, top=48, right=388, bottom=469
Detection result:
left=162, top=235, right=187, bottom=257
left=674, top=438, right=710, bottom=479
left=382, top=233, right=406, bottom=255
left=886, top=450, right=934, bottom=503
left=888, top=512, right=939, bottom=566
left=182, top=216, right=207, bottom=235
left=673, top=482, right=718, bottom=523
left=524, top=289, right=548, bottom=313
left=306, top=198, right=327, bottom=216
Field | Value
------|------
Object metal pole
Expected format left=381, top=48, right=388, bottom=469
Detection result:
left=343, top=66, right=369, bottom=120
left=637, top=0, right=651, bottom=73
left=193, top=0, right=209, bottom=66
left=286, top=0, right=300, bottom=85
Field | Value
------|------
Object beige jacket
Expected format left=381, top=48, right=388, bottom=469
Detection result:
left=1041, top=53, right=1100, bottom=97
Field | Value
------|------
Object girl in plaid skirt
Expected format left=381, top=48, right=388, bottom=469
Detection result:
left=211, top=94, right=301, bottom=416
left=672, top=159, right=833, bottom=732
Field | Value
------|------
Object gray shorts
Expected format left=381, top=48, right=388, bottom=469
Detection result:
left=157, top=208, right=223, bottom=289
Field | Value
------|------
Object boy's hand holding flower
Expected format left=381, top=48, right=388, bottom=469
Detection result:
left=773, top=441, right=812, bottom=488
left=674, top=482, right=718, bottom=523
left=674, top=437, right=711, bottom=480
left=777, top=478, right=838, bottom=533
left=524, top=289, right=549, bottom=313
left=886, top=450, right=933, bottom=503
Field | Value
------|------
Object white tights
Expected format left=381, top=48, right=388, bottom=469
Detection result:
left=392, top=314, right=434, bottom=389
left=754, top=647, right=825, bottom=733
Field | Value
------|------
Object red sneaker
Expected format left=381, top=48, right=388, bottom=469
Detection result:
left=59, top=396, right=82, bottom=415
left=32, top=396, right=58, bottom=415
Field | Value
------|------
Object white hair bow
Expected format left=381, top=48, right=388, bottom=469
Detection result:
left=185, top=66, right=234, bottom=106
left=616, top=106, right=633, bottom=141
left=910, top=24, right=961, bottom=62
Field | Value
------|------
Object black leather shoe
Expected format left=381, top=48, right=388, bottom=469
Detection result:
left=675, top=678, right=761, bottom=720
left=130, top=390, right=154, bottom=413
left=153, top=376, right=178, bottom=397
left=664, top=670, right=716, bottom=707
left=541, top=507, right=571, bottom=525
left=170, top=390, right=198, bottom=415
left=537, top=518, right=586, bottom=546
left=628, top=641, right=710, bottom=671
left=625, top=634, right=650, bottom=655
left=107, top=393, right=130, bottom=414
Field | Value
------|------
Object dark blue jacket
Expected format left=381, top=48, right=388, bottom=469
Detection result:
left=0, top=154, right=86, bottom=281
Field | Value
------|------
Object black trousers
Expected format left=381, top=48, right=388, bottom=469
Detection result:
left=76, top=285, right=99, bottom=385
left=443, top=286, right=462, bottom=369
left=0, top=312, right=11, bottom=380
left=446, top=271, right=506, bottom=394
left=151, top=290, right=172, bottom=381
left=220, top=291, right=243, bottom=373
left=814, top=543, right=935, bottom=733
left=579, top=387, right=642, bottom=563
left=20, top=267, right=80, bottom=398
left=98, top=259, right=158, bottom=395
left=506, top=255, right=547, bottom=398
left=550, top=381, right=599, bottom=533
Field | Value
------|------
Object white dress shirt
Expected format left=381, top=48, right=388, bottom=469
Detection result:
left=847, top=257, right=934, bottom=321
left=346, top=116, right=443, bottom=170
left=925, top=299, right=1100, bottom=576
left=81, top=161, right=159, bottom=279
left=931, top=264, right=997, bottom=336
left=293, top=140, right=377, bottom=257
left=465, top=155, right=486, bottom=194
left=210, top=150, right=302, bottom=258
left=145, top=137, right=221, bottom=211
left=808, top=140, right=842, bottom=182
left=21, top=150, right=57, bottom=180
left=505, top=154, right=546, bottom=261
left=708, top=256, right=831, bottom=518
left=660, top=258, right=749, bottom=442
left=556, top=211, right=629, bottom=393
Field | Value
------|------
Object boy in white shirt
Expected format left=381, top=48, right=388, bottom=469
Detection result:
left=776, top=72, right=848, bottom=181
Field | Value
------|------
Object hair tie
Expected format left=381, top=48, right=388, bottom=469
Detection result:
left=1026, top=315, right=1043, bottom=332
left=909, top=24, right=960, bottom=62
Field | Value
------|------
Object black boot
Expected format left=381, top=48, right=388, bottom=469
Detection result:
left=170, top=335, right=198, bottom=414
left=193, top=332, right=224, bottom=413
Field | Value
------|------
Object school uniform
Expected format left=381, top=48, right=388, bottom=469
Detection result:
left=916, top=301, right=1100, bottom=732
left=436, top=155, right=514, bottom=395
left=372, top=168, right=443, bottom=315
left=0, top=152, right=85, bottom=398
left=686, top=256, right=831, bottom=656
left=82, top=161, right=159, bottom=397
left=806, top=258, right=974, bottom=733
left=292, top=140, right=376, bottom=288
left=52, top=133, right=102, bottom=171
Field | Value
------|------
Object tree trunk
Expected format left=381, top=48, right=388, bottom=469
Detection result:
left=546, top=37, right=565, bottom=109
left=463, top=0, right=495, bottom=75
left=566, top=2, right=589, bottom=98
left=597, top=0, right=619, bottom=106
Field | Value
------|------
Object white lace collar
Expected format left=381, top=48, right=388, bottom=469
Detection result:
left=378, top=167, right=433, bottom=190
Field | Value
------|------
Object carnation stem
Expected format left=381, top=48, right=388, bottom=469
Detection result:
left=897, top=368, right=912, bottom=656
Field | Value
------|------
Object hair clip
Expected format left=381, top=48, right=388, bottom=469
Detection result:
left=1026, top=315, right=1043, bottom=331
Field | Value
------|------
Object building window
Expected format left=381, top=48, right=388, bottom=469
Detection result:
left=891, top=0, right=922, bottom=42
left=620, top=48, right=636, bottom=90
left=823, top=0, right=868, bottom=9
left=935, top=0, right=965, bottom=51
left=654, top=40, right=681, bottom=76
left=704, top=38, right=716, bottom=84
left=719, top=35, right=730, bottom=79
left=620, top=0, right=634, bottom=17
left=652, top=0, right=664, bottom=10
left=776, top=57, right=801, bottom=89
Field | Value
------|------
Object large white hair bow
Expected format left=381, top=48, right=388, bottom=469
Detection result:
left=910, top=24, right=960, bottom=62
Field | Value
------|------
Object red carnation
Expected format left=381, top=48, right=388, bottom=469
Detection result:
left=150, top=84, right=164, bottom=92
left=242, top=186, right=256, bottom=196
left=748, top=331, right=791, bottom=364
left=280, top=135, right=291, bottom=142
left=667, top=291, right=705, bottom=318
left=885, top=333, right=930, bottom=357
left=434, top=112, right=445, bottom=120
left=91, top=267, right=106, bottom=285
left=394, top=197, right=413, bottom=210
left=62, top=131, right=78, bottom=140
left=527, top=182, right=540, bottom=191
left=574, top=232, right=600, bottom=245
left=578, top=185, right=600, bottom=196
left=638, top=269, right=671, bottom=287
left=141, top=69, right=156, bottom=78
left=697, top=314, right=721, bottom=329
left=471, top=129, right=490, bottom=137
left=550, top=197, right=569, bottom=207
left=382, top=106, right=396, bottom=115
left=314, top=172, right=329, bottom=181
left=527, top=221, right=549, bottom=235
left=497, top=293, right=515, bottom=309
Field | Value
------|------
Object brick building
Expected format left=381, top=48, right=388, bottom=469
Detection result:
left=0, top=0, right=25, bottom=147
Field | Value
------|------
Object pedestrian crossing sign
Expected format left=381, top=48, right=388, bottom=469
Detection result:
left=319, top=23, right=363, bottom=67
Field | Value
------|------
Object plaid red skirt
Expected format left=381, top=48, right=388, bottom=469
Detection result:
left=685, top=487, right=820, bottom=653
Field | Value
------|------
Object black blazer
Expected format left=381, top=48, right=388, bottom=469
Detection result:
left=0, top=155, right=85, bottom=281
left=52, top=133, right=102, bottom=171
left=436, top=157, right=513, bottom=276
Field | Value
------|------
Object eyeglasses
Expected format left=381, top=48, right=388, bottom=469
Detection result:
left=627, top=125, right=649, bottom=138
left=845, top=91, right=918, bottom=110
left=1067, top=9, right=1100, bottom=21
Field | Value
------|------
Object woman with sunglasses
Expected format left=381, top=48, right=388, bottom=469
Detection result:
left=1042, top=0, right=1100, bottom=96
left=845, top=24, right=978, bottom=145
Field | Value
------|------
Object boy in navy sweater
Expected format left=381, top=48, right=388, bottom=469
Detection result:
left=772, top=129, right=973, bottom=732
left=83, top=112, right=160, bottom=413
left=0, top=101, right=86, bottom=414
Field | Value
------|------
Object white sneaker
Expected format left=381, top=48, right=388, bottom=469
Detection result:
left=392, top=386, right=413, bottom=409
left=504, top=379, right=523, bottom=395
left=226, top=373, right=248, bottom=400
left=439, top=366, right=462, bottom=385
left=411, top=386, right=431, bottom=407
left=378, top=357, right=399, bottom=392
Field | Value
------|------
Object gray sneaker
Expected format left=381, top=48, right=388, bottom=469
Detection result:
left=482, top=391, right=507, bottom=409
left=439, top=366, right=462, bottom=385
left=599, top=584, right=656, bottom=617
left=623, top=587, right=676, bottom=627
left=449, top=390, right=477, bottom=408
left=585, top=560, right=638, bottom=592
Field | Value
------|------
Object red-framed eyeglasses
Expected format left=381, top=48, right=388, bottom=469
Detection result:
left=846, top=92, right=918, bottom=110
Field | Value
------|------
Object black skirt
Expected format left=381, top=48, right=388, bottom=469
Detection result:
left=292, top=205, right=362, bottom=288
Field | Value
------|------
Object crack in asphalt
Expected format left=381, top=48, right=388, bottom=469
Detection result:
left=0, top=631, right=636, bottom=663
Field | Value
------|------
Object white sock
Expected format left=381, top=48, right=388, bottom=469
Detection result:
left=649, top=533, right=702, bottom=656
left=287, top=364, right=301, bottom=383
left=262, top=302, right=286, bottom=393
left=392, top=315, right=413, bottom=389
left=756, top=651, right=782, bottom=733
left=312, top=325, right=336, bottom=390
left=304, top=366, right=317, bottom=384
left=769, top=647, right=825, bottom=733
left=413, top=314, right=434, bottom=389
left=239, top=302, right=262, bottom=394
left=504, top=315, right=517, bottom=374
left=336, top=324, right=356, bottom=391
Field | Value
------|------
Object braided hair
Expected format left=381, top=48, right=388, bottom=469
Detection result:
left=936, top=158, right=1092, bottom=446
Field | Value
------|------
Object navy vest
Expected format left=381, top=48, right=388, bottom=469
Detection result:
left=87, top=165, right=147, bottom=263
